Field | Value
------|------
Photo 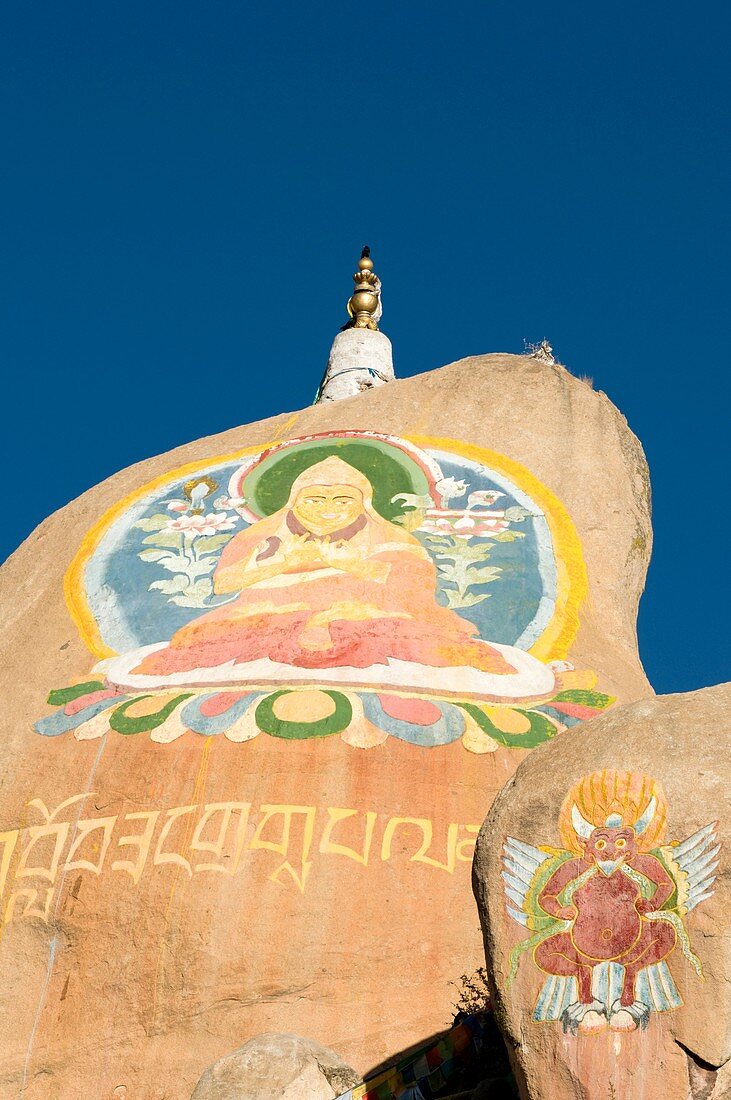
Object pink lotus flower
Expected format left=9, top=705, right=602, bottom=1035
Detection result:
left=166, top=513, right=237, bottom=539
left=419, top=510, right=510, bottom=540
left=452, top=515, right=510, bottom=537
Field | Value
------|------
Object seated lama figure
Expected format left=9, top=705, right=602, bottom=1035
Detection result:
left=105, top=457, right=553, bottom=698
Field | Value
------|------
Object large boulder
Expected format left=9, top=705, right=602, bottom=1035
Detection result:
left=0, top=353, right=654, bottom=1093
left=473, top=683, right=731, bottom=1100
left=190, top=1033, right=360, bottom=1099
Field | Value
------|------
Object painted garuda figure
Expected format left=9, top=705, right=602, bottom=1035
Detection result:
left=503, top=770, right=719, bottom=1034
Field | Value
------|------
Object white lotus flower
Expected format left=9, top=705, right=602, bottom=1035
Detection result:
left=166, top=513, right=237, bottom=539
left=436, top=477, right=468, bottom=505
left=467, top=490, right=504, bottom=508
left=213, top=495, right=246, bottom=510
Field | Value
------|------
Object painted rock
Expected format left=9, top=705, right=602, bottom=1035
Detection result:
left=473, top=682, right=731, bottom=1100
left=0, top=353, right=652, bottom=1095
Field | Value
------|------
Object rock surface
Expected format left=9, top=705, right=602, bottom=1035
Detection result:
left=318, top=328, right=395, bottom=402
left=474, top=682, right=731, bottom=1100
left=0, top=353, right=654, bottom=1095
left=190, top=1033, right=360, bottom=1099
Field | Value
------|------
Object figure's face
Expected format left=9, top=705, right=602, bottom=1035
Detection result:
left=582, top=828, right=637, bottom=877
left=292, top=484, right=364, bottom=535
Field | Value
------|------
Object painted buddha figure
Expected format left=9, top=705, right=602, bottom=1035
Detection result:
left=130, top=457, right=549, bottom=691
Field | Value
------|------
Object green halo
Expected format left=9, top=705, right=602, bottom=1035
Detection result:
left=242, top=437, right=430, bottom=523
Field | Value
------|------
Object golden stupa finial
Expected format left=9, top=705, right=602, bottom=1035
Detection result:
left=346, top=245, right=382, bottom=330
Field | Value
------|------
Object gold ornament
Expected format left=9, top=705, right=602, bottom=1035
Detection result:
left=346, top=246, right=381, bottom=330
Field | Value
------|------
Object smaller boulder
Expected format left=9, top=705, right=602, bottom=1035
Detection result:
left=190, top=1033, right=361, bottom=1100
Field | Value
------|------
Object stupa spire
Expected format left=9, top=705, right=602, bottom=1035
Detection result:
left=346, top=245, right=382, bottom=330
left=316, top=245, right=394, bottom=403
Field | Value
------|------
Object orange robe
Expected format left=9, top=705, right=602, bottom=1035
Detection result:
left=135, top=461, right=514, bottom=677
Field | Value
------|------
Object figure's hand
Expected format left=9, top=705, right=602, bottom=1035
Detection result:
left=557, top=905, right=577, bottom=921
left=320, top=542, right=390, bottom=583
left=635, top=898, right=655, bottom=916
left=287, top=536, right=326, bottom=566
left=318, top=539, right=351, bottom=566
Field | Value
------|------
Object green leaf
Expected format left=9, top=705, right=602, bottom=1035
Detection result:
left=169, top=578, right=214, bottom=607
left=139, top=548, right=209, bottom=573
left=195, top=532, right=235, bottom=555
left=552, top=689, right=614, bottom=709
left=490, top=530, right=526, bottom=542
left=422, top=535, right=456, bottom=548
left=446, top=592, right=490, bottom=608
left=138, top=548, right=179, bottom=563
left=504, top=506, right=532, bottom=523
left=149, top=575, right=189, bottom=594
left=436, top=562, right=459, bottom=577
left=185, top=558, right=217, bottom=578
left=465, top=566, right=502, bottom=582
left=446, top=544, right=492, bottom=565
left=134, top=513, right=172, bottom=532
left=142, top=531, right=186, bottom=549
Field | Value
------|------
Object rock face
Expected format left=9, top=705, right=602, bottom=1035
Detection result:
left=473, top=682, right=731, bottom=1100
left=190, top=1033, right=360, bottom=1099
left=0, top=353, right=654, bottom=1095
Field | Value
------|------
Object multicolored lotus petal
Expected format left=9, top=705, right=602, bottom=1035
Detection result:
left=533, top=705, right=582, bottom=728
left=108, top=694, right=193, bottom=735
left=460, top=709, right=500, bottom=753
left=47, top=681, right=106, bottom=706
left=255, top=690, right=353, bottom=740
left=340, top=694, right=389, bottom=748
left=362, top=694, right=465, bottom=746
left=74, top=710, right=115, bottom=741
left=222, top=700, right=263, bottom=743
left=35, top=678, right=615, bottom=748
left=180, top=692, right=259, bottom=736
left=459, top=704, right=558, bottom=749
left=35, top=695, right=127, bottom=737
left=150, top=707, right=192, bottom=744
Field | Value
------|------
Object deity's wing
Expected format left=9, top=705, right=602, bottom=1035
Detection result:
left=502, top=837, right=557, bottom=929
left=659, top=821, right=720, bottom=915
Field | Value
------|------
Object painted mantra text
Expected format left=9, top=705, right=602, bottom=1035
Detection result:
left=0, top=793, right=481, bottom=919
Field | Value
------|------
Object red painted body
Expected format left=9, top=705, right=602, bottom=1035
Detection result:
left=534, top=826, right=677, bottom=1005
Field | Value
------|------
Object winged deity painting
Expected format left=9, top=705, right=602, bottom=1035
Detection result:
left=503, top=770, right=719, bottom=1034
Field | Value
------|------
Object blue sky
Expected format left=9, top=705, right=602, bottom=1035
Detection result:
left=1, top=2, right=728, bottom=694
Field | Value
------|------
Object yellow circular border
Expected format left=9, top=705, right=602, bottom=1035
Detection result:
left=65, top=433, right=587, bottom=663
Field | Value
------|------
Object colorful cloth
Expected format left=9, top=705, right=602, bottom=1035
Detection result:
left=335, top=1013, right=502, bottom=1100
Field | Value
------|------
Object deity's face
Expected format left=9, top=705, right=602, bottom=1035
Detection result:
left=292, top=484, right=364, bottom=536
left=581, top=827, right=638, bottom=877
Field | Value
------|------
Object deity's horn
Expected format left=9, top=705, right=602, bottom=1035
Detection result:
left=632, top=796, right=657, bottom=836
left=571, top=803, right=595, bottom=840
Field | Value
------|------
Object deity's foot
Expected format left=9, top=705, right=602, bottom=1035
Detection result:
left=561, top=1000, right=607, bottom=1035
left=609, top=999, right=650, bottom=1032
left=579, top=1009, right=608, bottom=1034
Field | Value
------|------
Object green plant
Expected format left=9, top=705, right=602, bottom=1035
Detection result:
left=451, top=966, right=492, bottom=1017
